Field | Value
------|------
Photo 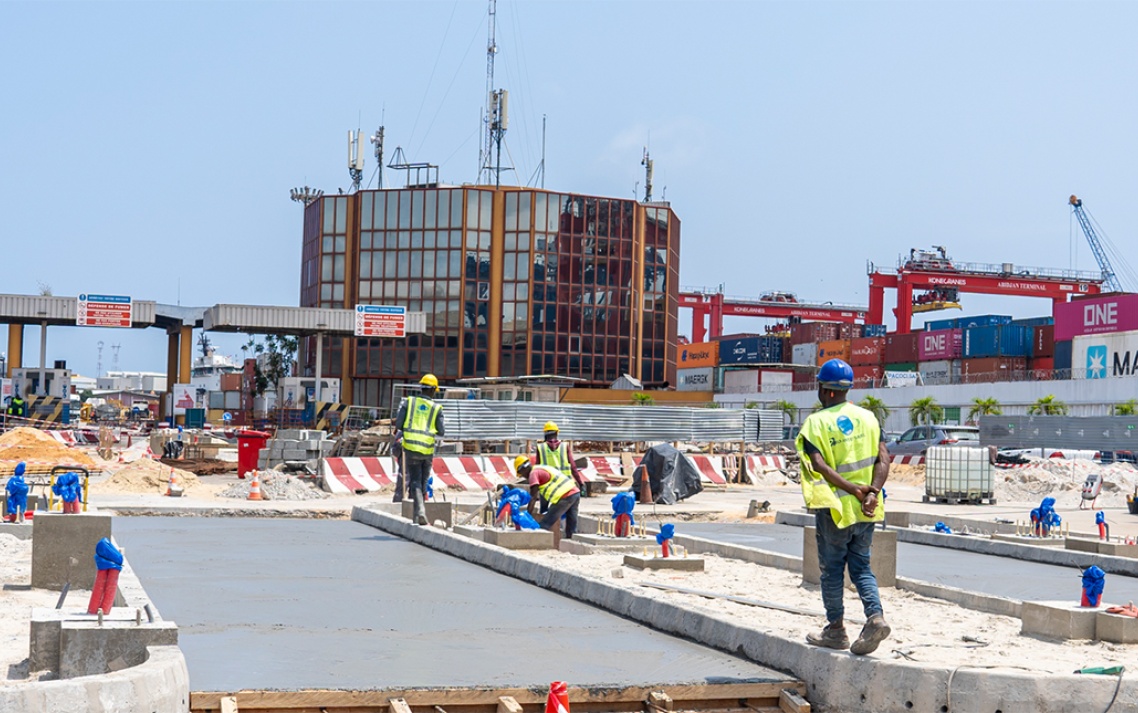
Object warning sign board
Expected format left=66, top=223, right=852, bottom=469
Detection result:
left=77, top=294, right=132, bottom=328
left=355, top=304, right=406, bottom=338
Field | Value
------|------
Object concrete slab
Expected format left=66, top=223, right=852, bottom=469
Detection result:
left=1099, top=542, right=1138, bottom=559
left=401, top=501, right=454, bottom=527
left=59, top=620, right=179, bottom=679
left=453, top=525, right=485, bottom=541
left=1021, top=600, right=1099, bottom=640
left=1096, top=611, right=1138, bottom=643
left=483, top=529, right=554, bottom=550
left=0, top=522, right=33, bottom=540
left=623, top=555, right=705, bottom=571
left=31, top=512, right=113, bottom=589
left=802, top=526, right=897, bottom=588
left=992, top=534, right=1066, bottom=547
left=1065, top=537, right=1102, bottom=553
left=574, top=533, right=657, bottom=550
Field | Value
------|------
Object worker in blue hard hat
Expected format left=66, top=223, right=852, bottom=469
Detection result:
left=797, top=358, right=891, bottom=655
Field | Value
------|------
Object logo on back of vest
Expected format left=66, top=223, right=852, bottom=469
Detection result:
left=418, top=403, right=428, bottom=411
left=836, top=415, right=854, bottom=436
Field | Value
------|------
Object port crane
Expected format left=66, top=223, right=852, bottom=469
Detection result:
left=680, top=287, right=867, bottom=342
left=1069, top=195, right=1131, bottom=293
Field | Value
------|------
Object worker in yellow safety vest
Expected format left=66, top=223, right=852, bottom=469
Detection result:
left=394, top=374, right=445, bottom=525
left=534, top=421, right=589, bottom=496
left=514, top=455, right=580, bottom=548
left=796, top=358, right=891, bottom=656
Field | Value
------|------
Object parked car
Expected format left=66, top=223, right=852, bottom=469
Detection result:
left=888, top=425, right=980, bottom=456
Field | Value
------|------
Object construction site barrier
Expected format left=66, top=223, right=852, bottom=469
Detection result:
left=891, top=455, right=925, bottom=465
left=313, top=401, right=350, bottom=431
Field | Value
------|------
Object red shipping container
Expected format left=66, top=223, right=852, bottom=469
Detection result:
left=884, top=332, right=920, bottom=364
left=852, top=365, right=883, bottom=388
left=1028, top=357, right=1055, bottom=381
left=837, top=323, right=864, bottom=340
left=961, top=357, right=1027, bottom=383
left=790, top=322, right=840, bottom=346
left=918, top=329, right=963, bottom=361
left=849, top=338, right=885, bottom=366
left=220, top=373, right=243, bottom=392
left=1032, top=325, right=1055, bottom=358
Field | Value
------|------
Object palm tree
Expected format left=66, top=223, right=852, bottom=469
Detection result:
left=773, top=399, right=799, bottom=425
left=1115, top=400, right=1138, bottom=416
left=909, top=396, right=943, bottom=427
left=968, top=397, right=1002, bottom=423
left=1028, top=394, right=1068, bottom=415
left=631, top=392, right=655, bottom=407
left=858, top=395, right=890, bottom=428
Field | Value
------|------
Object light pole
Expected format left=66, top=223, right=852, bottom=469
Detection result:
left=290, top=186, right=324, bottom=206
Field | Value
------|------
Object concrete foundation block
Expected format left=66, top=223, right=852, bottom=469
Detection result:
left=623, top=554, right=705, bottom=571
left=1022, top=600, right=1099, bottom=640
left=483, top=529, right=554, bottom=550
left=0, top=522, right=33, bottom=540
left=1065, top=537, right=1102, bottom=553
left=558, top=539, right=594, bottom=555
left=573, top=533, right=657, bottom=551
left=401, top=501, right=453, bottom=527
left=453, top=525, right=485, bottom=541
left=1096, top=611, right=1138, bottom=643
left=1098, top=542, right=1138, bottom=559
left=884, top=511, right=911, bottom=528
left=32, top=513, right=113, bottom=590
left=281, top=449, right=308, bottom=460
left=59, top=620, right=178, bottom=679
left=802, top=525, right=897, bottom=588
left=992, top=533, right=1066, bottom=547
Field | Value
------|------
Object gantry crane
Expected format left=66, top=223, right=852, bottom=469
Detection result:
left=1069, top=195, right=1124, bottom=293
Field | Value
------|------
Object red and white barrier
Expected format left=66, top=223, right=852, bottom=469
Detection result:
left=322, top=457, right=398, bottom=494
left=745, top=455, right=788, bottom=472
left=688, top=455, right=727, bottom=485
left=891, top=455, right=925, bottom=466
left=582, top=456, right=623, bottom=484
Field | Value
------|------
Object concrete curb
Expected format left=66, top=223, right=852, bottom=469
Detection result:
left=0, top=645, right=189, bottom=713
left=353, top=506, right=1136, bottom=713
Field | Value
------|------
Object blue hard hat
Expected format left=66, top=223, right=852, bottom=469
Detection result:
left=817, top=359, right=854, bottom=390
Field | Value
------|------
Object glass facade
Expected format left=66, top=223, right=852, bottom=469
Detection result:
left=300, top=187, right=680, bottom=409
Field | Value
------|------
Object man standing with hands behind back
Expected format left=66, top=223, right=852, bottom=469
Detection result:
left=797, top=358, right=891, bottom=655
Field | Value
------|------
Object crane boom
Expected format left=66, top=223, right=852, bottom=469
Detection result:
left=1069, top=195, right=1123, bottom=292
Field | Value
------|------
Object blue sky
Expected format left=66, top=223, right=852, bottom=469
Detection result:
left=3, top=1, right=1138, bottom=377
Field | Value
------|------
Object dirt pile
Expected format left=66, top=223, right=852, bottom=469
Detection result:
left=94, top=458, right=201, bottom=494
left=888, top=463, right=926, bottom=486
left=0, top=427, right=96, bottom=472
left=219, top=472, right=329, bottom=501
left=994, top=458, right=1138, bottom=507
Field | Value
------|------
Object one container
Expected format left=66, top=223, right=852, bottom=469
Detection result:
left=791, top=343, right=816, bottom=366
left=816, top=339, right=852, bottom=366
left=1032, top=325, right=1055, bottom=358
left=677, top=341, right=719, bottom=369
left=1055, top=293, right=1138, bottom=342
left=925, top=446, right=993, bottom=501
left=918, top=329, right=963, bottom=361
left=884, top=332, right=920, bottom=363
left=1072, top=329, right=1138, bottom=379
left=237, top=430, right=272, bottom=478
left=723, top=368, right=761, bottom=394
left=919, top=359, right=962, bottom=385
left=1054, top=340, right=1073, bottom=371
left=849, top=337, right=885, bottom=366
left=863, top=324, right=888, bottom=338
left=759, top=370, right=794, bottom=393
left=676, top=367, right=714, bottom=391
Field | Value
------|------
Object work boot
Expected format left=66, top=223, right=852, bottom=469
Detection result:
left=850, top=615, right=891, bottom=655
left=416, top=515, right=428, bottom=526
left=806, top=622, right=849, bottom=650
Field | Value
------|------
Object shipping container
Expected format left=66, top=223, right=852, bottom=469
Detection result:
left=677, top=367, right=715, bottom=391
left=919, top=359, right=962, bottom=385
left=884, top=332, right=920, bottom=364
left=792, top=369, right=815, bottom=388
left=852, top=365, right=882, bottom=388
left=1029, top=357, right=1055, bottom=381
left=962, top=325, right=1031, bottom=358
left=677, top=341, right=719, bottom=369
left=223, top=391, right=242, bottom=410
left=1031, top=325, right=1055, bottom=358
left=924, top=318, right=958, bottom=331
left=863, top=324, right=887, bottom=338
left=718, top=336, right=785, bottom=365
left=1072, top=329, right=1138, bottom=380
left=961, top=357, right=1027, bottom=383
left=1055, top=293, right=1138, bottom=342
left=220, top=373, right=243, bottom=392
left=918, top=329, right=963, bottom=361
left=760, top=370, right=794, bottom=393
left=790, top=322, right=840, bottom=345
left=1010, top=316, right=1054, bottom=328
left=791, top=343, right=816, bottom=366
left=956, top=314, right=1013, bottom=330
left=816, top=339, right=851, bottom=366
left=836, top=324, right=863, bottom=340
left=884, top=362, right=918, bottom=372
left=849, top=337, right=885, bottom=366
left=723, top=368, right=760, bottom=394
left=1054, top=340, right=1073, bottom=371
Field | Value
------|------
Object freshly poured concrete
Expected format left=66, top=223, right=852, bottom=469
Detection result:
left=677, top=522, right=1138, bottom=603
left=114, top=517, right=786, bottom=692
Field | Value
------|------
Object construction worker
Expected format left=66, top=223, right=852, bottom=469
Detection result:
left=394, top=374, right=445, bottom=525
left=6, top=392, right=26, bottom=419
left=797, top=358, right=891, bottom=656
left=534, top=421, right=589, bottom=496
left=514, top=455, right=580, bottom=548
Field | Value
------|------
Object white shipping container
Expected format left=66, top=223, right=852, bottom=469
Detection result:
left=759, top=370, right=793, bottom=393
left=223, top=391, right=242, bottom=410
left=792, top=343, right=816, bottom=366
left=723, top=369, right=760, bottom=394
left=677, top=367, right=714, bottom=392
left=919, top=359, right=962, bottom=385
left=1073, top=329, right=1138, bottom=380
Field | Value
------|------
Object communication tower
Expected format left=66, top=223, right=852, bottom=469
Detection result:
left=347, top=130, right=365, bottom=192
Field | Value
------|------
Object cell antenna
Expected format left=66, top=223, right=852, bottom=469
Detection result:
left=370, top=125, right=385, bottom=189
left=641, top=148, right=654, bottom=202
left=347, top=129, right=364, bottom=192
left=479, top=0, right=498, bottom=184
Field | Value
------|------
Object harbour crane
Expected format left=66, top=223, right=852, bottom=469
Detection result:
left=1069, top=195, right=1124, bottom=293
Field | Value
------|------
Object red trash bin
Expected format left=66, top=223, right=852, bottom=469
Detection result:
left=236, top=430, right=271, bottom=479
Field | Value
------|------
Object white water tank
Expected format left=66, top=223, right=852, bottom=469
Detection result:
left=925, top=446, right=993, bottom=500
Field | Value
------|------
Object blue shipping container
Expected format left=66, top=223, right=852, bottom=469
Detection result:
left=863, top=324, right=887, bottom=337
left=963, top=325, right=1031, bottom=358
left=957, top=314, right=1013, bottom=330
left=718, top=336, right=785, bottom=365
left=1054, top=340, right=1073, bottom=371
left=1010, top=316, right=1054, bottom=327
left=925, top=318, right=958, bottom=331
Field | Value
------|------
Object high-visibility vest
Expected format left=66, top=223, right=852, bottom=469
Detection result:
left=534, top=465, right=577, bottom=505
left=400, top=396, right=441, bottom=456
left=537, top=441, right=571, bottom=478
left=796, top=401, right=883, bottom=529
left=9, top=398, right=25, bottom=417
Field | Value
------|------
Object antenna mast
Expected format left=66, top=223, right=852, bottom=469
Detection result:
left=347, top=129, right=364, bottom=192
left=480, top=0, right=498, bottom=184
left=370, top=125, right=385, bottom=189
left=641, top=148, right=654, bottom=202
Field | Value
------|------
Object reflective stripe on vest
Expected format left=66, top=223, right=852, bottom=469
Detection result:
left=537, top=442, right=571, bottom=477
left=401, top=396, right=441, bottom=456
left=535, top=465, right=576, bottom=505
left=795, top=401, right=883, bottom=529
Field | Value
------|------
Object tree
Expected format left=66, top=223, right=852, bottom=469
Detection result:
left=244, top=335, right=298, bottom=397
left=1114, top=400, right=1138, bottom=416
left=909, top=396, right=943, bottom=426
left=1028, top=394, right=1068, bottom=415
left=78, top=389, right=94, bottom=404
left=968, top=397, right=1002, bottom=423
left=858, top=395, right=890, bottom=428
left=703, top=401, right=723, bottom=409
left=631, top=392, right=654, bottom=406
left=773, top=399, right=799, bottom=425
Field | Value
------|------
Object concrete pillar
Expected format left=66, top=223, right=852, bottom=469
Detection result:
left=313, top=332, right=323, bottom=402
left=37, top=321, right=48, bottom=396
left=487, top=188, right=505, bottom=377
left=7, top=324, right=23, bottom=378
left=165, top=331, right=179, bottom=421
left=177, top=326, right=193, bottom=426
left=802, top=525, right=896, bottom=588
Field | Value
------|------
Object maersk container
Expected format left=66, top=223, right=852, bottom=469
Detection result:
left=677, top=367, right=715, bottom=391
left=1072, top=329, right=1138, bottom=380
left=863, top=324, right=887, bottom=338
left=963, top=325, right=1031, bottom=358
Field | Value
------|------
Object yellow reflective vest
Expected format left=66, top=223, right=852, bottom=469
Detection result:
left=534, top=465, right=577, bottom=505
left=400, top=396, right=442, bottom=456
left=537, top=442, right=571, bottom=478
left=796, top=401, right=883, bottom=529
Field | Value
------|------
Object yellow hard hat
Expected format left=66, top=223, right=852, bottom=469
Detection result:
left=513, top=455, right=532, bottom=472
left=543, top=421, right=558, bottom=433
left=419, top=374, right=439, bottom=388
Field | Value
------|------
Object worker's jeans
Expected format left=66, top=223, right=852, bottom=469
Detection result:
left=814, top=511, right=883, bottom=624
left=540, top=492, right=580, bottom=539
left=404, top=454, right=433, bottom=523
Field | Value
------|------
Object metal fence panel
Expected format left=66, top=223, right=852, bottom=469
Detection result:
left=979, top=415, right=1138, bottom=451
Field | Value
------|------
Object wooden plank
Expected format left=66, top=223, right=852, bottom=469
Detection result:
left=646, top=691, right=673, bottom=712
left=778, top=689, right=810, bottom=713
left=390, top=698, right=414, bottom=713
left=220, top=696, right=239, bottom=713
left=497, top=696, right=524, bottom=713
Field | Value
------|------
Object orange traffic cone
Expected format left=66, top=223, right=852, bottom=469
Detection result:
left=545, top=682, right=569, bottom=713
left=165, top=470, right=183, bottom=497
left=247, top=471, right=263, bottom=501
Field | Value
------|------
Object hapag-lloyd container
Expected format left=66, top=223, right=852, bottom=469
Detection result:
left=918, top=329, right=962, bottom=361
left=816, top=339, right=851, bottom=366
left=677, top=341, right=718, bottom=369
left=849, top=337, right=885, bottom=366
left=1055, top=294, right=1138, bottom=342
